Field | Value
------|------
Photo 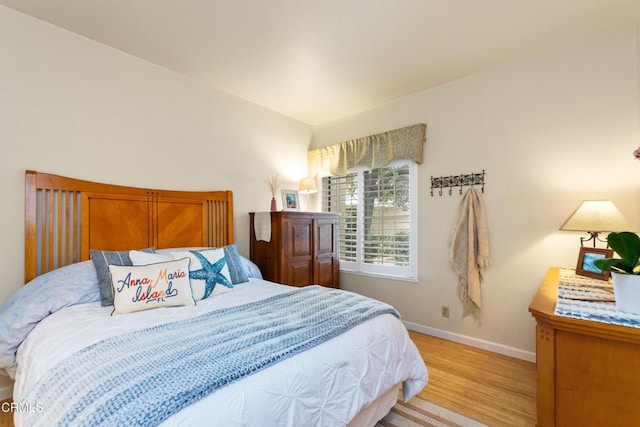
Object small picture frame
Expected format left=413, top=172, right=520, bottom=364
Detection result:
left=575, top=247, right=613, bottom=280
left=281, top=189, right=300, bottom=211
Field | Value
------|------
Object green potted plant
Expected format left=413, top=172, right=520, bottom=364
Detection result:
left=594, top=231, right=640, bottom=314
left=594, top=232, right=640, bottom=274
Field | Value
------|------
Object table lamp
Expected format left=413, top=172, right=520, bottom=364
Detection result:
left=299, top=177, right=317, bottom=211
left=560, top=200, right=632, bottom=247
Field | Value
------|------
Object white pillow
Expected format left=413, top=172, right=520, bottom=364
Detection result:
left=129, top=250, right=174, bottom=265
left=170, top=249, right=233, bottom=300
left=109, top=257, right=195, bottom=315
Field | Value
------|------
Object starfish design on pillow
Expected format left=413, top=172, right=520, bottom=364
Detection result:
left=188, top=251, right=233, bottom=299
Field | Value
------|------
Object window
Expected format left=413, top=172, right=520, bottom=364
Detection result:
left=322, top=161, right=417, bottom=280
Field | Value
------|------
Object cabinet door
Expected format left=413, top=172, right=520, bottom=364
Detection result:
left=314, top=216, right=339, bottom=288
left=284, top=217, right=314, bottom=287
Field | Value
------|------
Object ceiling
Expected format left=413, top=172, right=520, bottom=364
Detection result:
left=3, top=0, right=640, bottom=126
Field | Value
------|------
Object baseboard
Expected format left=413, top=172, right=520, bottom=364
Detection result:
left=403, top=321, right=536, bottom=363
left=0, top=384, right=12, bottom=401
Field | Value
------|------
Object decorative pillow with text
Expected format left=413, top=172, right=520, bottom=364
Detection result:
left=109, top=257, right=195, bottom=315
left=170, top=249, right=233, bottom=300
left=90, top=247, right=155, bottom=307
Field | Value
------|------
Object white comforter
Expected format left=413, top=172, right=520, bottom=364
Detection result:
left=14, top=279, right=427, bottom=426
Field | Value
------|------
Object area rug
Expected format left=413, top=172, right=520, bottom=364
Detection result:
left=377, top=395, right=487, bottom=427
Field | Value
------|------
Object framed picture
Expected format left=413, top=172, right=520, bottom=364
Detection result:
left=281, top=189, right=300, bottom=211
left=575, top=247, right=613, bottom=280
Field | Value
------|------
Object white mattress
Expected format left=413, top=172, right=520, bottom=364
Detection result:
left=14, top=279, right=428, bottom=426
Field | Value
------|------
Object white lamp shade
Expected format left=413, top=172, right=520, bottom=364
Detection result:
left=560, top=200, right=632, bottom=232
left=299, top=177, right=317, bottom=194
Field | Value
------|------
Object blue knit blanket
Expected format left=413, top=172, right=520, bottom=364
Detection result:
left=21, top=286, right=399, bottom=426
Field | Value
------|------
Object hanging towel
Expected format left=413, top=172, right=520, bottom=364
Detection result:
left=449, top=188, right=490, bottom=320
left=254, top=212, right=272, bottom=242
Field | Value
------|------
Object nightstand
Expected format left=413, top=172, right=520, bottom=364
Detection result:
left=529, top=268, right=640, bottom=426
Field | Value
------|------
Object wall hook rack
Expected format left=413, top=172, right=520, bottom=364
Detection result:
left=430, top=170, right=485, bottom=196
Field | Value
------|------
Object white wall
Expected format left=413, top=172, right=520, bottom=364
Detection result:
left=0, top=6, right=312, bottom=393
left=312, top=26, right=640, bottom=360
left=0, top=4, right=313, bottom=293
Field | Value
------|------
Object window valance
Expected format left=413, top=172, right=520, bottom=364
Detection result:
left=308, top=123, right=426, bottom=176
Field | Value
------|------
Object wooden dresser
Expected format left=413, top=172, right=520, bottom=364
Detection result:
left=528, top=268, right=640, bottom=426
left=249, top=212, right=339, bottom=288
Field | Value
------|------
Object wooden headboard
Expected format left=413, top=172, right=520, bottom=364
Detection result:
left=25, top=170, right=234, bottom=282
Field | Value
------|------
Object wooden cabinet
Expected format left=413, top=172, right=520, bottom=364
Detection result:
left=528, top=268, right=640, bottom=426
left=249, top=212, right=339, bottom=288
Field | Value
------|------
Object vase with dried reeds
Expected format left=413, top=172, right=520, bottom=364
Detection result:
left=265, top=175, right=280, bottom=211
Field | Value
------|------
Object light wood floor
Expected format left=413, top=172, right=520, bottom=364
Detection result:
left=0, top=401, right=11, bottom=427
left=409, top=331, right=537, bottom=426
left=0, top=331, right=536, bottom=427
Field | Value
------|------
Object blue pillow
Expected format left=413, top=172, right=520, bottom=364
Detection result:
left=242, top=256, right=263, bottom=280
left=223, top=244, right=249, bottom=284
left=90, top=248, right=155, bottom=306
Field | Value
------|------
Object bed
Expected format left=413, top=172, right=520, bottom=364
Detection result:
left=0, top=171, right=428, bottom=426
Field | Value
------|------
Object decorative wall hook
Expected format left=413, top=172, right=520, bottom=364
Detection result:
left=430, top=170, right=485, bottom=196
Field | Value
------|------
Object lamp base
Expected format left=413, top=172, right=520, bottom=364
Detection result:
left=580, top=231, right=608, bottom=248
